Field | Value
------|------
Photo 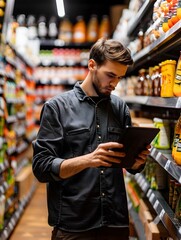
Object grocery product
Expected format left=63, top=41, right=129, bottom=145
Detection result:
left=153, top=118, right=170, bottom=149
left=173, top=51, right=181, bottom=96
left=160, top=59, right=176, bottom=97
left=73, top=15, right=86, bottom=44
left=87, top=14, right=98, bottom=43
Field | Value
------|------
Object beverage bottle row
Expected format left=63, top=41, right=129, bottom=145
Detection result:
left=7, top=14, right=111, bottom=45
left=135, top=51, right=181, bottom=97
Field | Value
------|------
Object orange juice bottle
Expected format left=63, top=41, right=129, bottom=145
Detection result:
left=173, top=51, right=181, bottom=96
left=73, top=16, right=86, bottom=44
left=87, top=14, right=98, bottom=43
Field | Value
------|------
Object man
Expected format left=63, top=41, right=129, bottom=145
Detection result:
left=32, top=38, right=150, bottom=240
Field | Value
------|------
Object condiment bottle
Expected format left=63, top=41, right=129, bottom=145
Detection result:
left=160, top=59, right=176, bottom=97
left=173, top=51, right=181, bottom=96
left=135, top=69, right=145, bottom=95
left=172, top=114, right=181, bottom=159
left=153, top=65, right=161, bottom=96
left=153, top=118, right=170, bottom=150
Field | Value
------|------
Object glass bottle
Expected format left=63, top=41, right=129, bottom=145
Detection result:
left=172, top=114, right=181, bottom=159
left=58, top=17, right=73, bottom=44
left=173, top=51, right=181, bottom=96
left=48, top=16, right=58, bottom=40
left=38, top=15, right=48, bottom=39
left=98, top=15, right=111, bottom=39
left=160, top=59, right=176, bottom=97
left=87, top=14, right=98, bottom=43
left=73, top=15, right=86, bottom=44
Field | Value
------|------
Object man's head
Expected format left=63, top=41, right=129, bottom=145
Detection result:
left=86, top=38, right=133, bottom=96
left=89, top=38, right=133, bottom=67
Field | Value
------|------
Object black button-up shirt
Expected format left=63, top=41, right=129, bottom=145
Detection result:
left=32, top=81, right=139, bottom=231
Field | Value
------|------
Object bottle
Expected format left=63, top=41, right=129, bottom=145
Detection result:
left=27, top=15, right=38, bottom=40
left=172, top=114, right=181, bottom=159
left=135, top=69, right=145, bottom=95
left=38, top=15, right=48, bottom=39
left=174, top=135, right=181, bottom=165
left=73, top=15, right=86, bottom=44
left=87, top=14, right=98, bottom=43
left=160, top=59, right=176, bottom=97
left=173, top=51, right=181, bottom=96
left=172, top=182, right=181, bottom=211
left=177, top=0, right=181, bottom=19
left=98, top=15, right=111, bottom=39
left=15, top=14, right=29, bottom=54
left=58, top=17, right=73, bottom=44
left=153, top=118, right=170, bottom=150
left=48, top=16, right=58, bottom=39
left=153, top=65, right=161, bottom=96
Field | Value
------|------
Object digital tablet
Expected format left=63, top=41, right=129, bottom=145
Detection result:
left=111, top=126, right=160, bottom=168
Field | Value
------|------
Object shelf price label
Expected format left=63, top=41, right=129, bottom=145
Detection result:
left=153, top=200, right=159, bottom=210
left=155, top=151, right=162, bottom=161
left=142, top=182, right=148, bottom=192
left=159, top=209, right=165, bottom=220
left=164, top=160, right=171, bottom=171
left=149, top=192, right=155, bottom=204
left=147, top=189, right=152, bottom=198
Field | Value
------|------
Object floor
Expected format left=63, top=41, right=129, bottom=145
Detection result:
left=9, top=183, right=52, bottom=240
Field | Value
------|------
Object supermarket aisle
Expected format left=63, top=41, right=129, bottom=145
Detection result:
left=10, top=183, right=52, bottom=240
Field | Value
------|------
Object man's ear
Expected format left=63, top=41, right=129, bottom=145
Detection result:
left=88, top=59, right=97, bottom=71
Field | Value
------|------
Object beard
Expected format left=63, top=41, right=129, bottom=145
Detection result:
left=92, top=72, right=111, bottom=97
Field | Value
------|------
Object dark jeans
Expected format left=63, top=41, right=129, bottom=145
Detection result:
left=51, top=226, right=129, bottom=240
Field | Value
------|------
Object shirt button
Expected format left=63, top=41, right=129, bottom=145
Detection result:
left=97, top=124, right=100, bottom=128
left=101, top=170, right=104, bottom=174
left=98, top=136, right=101, bottom=139
left=102, top=192, right=105, bottom=197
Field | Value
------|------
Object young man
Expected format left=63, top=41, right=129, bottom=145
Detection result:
left=32, top=38, right=150, bottom=240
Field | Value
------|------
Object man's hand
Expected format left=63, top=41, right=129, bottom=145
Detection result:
left=89, top=142, right=125, bottom=168
left=131, top=145, right=151, bottom=170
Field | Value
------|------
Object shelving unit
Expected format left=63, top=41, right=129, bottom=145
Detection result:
left=122, top=1, right=181, bottom=239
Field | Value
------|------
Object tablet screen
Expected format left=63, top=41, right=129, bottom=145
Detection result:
left=111, top=126, right=160, bottom=168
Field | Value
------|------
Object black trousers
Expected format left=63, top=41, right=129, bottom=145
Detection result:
left=51, top=226, right=129, bottom=240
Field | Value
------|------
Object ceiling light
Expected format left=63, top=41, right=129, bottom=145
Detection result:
left=56, top=0, right=65, bottom=17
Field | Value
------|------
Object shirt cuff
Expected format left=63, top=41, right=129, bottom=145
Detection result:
left=51, top=158, right=65, bottom=180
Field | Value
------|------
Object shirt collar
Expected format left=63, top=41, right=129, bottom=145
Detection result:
left=74, top=81, right=111, bottom=102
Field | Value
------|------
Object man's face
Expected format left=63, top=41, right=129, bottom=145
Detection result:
left=91, top=60, right=128, bottom=96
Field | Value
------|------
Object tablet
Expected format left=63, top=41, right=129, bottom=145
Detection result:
left=111, top=126, right=160, bottom=168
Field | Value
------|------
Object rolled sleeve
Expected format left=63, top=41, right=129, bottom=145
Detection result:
left=51, top=158, right=65, bottom=181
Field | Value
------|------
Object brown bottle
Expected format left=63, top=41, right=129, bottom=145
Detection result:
left=135, top=69, right=145, bottom=95
left=153, top=65, right=161, bottom=96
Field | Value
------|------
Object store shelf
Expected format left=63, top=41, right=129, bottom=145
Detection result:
left=135, top=173, right=181, bottom=240
left=40, top=39, right=93, bottom=49
left=127, top=0, right=155, bottom=37
left=128, top=197, right=146, bottom=240
left=128, top=20, right=181, bottom=73
left=0, top=183, right=37, bottom=240
left=150, top=148, right=181, bottom=184
left=122, top=96, right=181, bottom=109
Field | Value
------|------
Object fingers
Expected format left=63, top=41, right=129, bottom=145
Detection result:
left=98, top=142, right=124, bottom=150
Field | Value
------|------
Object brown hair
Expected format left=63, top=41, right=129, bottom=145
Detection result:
left=89, top=38, right=133, bottom=66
